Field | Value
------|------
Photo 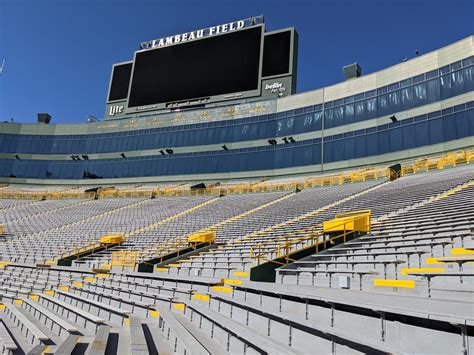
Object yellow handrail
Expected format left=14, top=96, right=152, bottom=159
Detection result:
left=250, top=213, right=371, bottom=266
left=250, top=223, right=323, bottom=253
left=56, top=241, right=102, bottom=260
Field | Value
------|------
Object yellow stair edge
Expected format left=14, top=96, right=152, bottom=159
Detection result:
left=437, top=256, right=474, bottom=262
left=0, top=261, right=11, bottom=269
left=373, top=279, right=416, bottom=288
left=233, top=271, right=249, bottom=277
left=96, top=273, right=110, bottom=278
left=150, top=310, right=160, bottom=318
left=222, top=278, right=242, bottom=285
left=426, top=258, right=444, bottom=265
left=451, top=248, right=474, bottom=255
left=173, top=303, right=185, bottom=311
left=192, top=293, right=210, bottom=302
left=400, top=267, right=445, bottom=275
left=211, top=286, right=233, bottom=293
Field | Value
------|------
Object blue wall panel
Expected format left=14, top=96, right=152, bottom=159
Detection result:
left=1, top=106, right=472, bottom=180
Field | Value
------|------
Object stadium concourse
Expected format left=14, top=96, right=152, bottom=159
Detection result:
left=0, top=152, right=473, bottom=354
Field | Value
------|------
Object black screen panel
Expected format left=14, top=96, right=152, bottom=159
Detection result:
left=108, top=63, right=132, bottom=102
left=262, top=30, right=291, bottom=77
left=128, top=26, right=262, bottom=107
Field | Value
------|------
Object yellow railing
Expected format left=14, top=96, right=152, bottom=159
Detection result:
left=0, top=191, right=96, bottom=200
left=1, top=147, right=472, bottom=200
left=111, top=251, right=139, bottom=267
left=56, top=242, right=103, bottom=260
left=97, top=190, right=153, bottom=199
left=137, top=232, right=216, bottom=268
left=151, top=183, right=303, bottom=197
left=55, top=234, right=125, bottom=261
left=144, top=237, right=189, bottom=259
left=250, top=223, right=323, bottom=265
left=304, top=167, right=390, bottom=188
left=250, top=212, right=371, bottom=266
left=401, top=148, right=474, bottom=176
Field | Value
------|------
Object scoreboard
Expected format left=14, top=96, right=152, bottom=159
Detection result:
left=105, top=16, right=297, bottom=119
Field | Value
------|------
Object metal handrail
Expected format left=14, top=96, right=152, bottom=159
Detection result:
left=250, top=223, right=323, bottom=256
left=250, top=214, right=371, bottom=266
left=56, top=241, right=103, bottom=259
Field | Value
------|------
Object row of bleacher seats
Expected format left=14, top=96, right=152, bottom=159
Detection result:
left=0, top=165, right=472, bottom=269
left=165, top=165, right=474, bottom=279
left=278, top=169, right=474, bottom=299
left=1, top=197, right=214, bottom=264
left=73, top=191, right=291, bottom=269
left=0, top=259, right=472, bottom=354
left=0, top=163, right=473, bottom=353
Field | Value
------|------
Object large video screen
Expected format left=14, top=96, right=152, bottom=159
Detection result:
left=262, top=30, right=291, bottom=77
left=108, top=63, right=132, bottom=102
left=128, top=26, right=262, bottom=108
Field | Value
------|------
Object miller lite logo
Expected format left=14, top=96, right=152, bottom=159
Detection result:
left=109, top=105, right=124, bottom=116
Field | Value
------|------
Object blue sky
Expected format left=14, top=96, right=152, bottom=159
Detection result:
left=0, top=0, right=472, bottom=124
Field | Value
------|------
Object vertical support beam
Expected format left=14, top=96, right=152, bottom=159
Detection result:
left=305, top=298, right=309, bottom=320
left=288, top=324, right=293, bottom=347
left=330, top=302, right=335, bottom=327
left=379, top=311, right=386, bottom=342
left=457, top=324, right=468, bottom=355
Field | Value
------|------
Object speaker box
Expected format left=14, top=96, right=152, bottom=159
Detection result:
left=388, top=163, right=402, bottom=181
left=37, top=113, right=52, bottom=124
left=191, top=183, right=206, bottom=190
left=343, top=63, right=362, bottom=80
